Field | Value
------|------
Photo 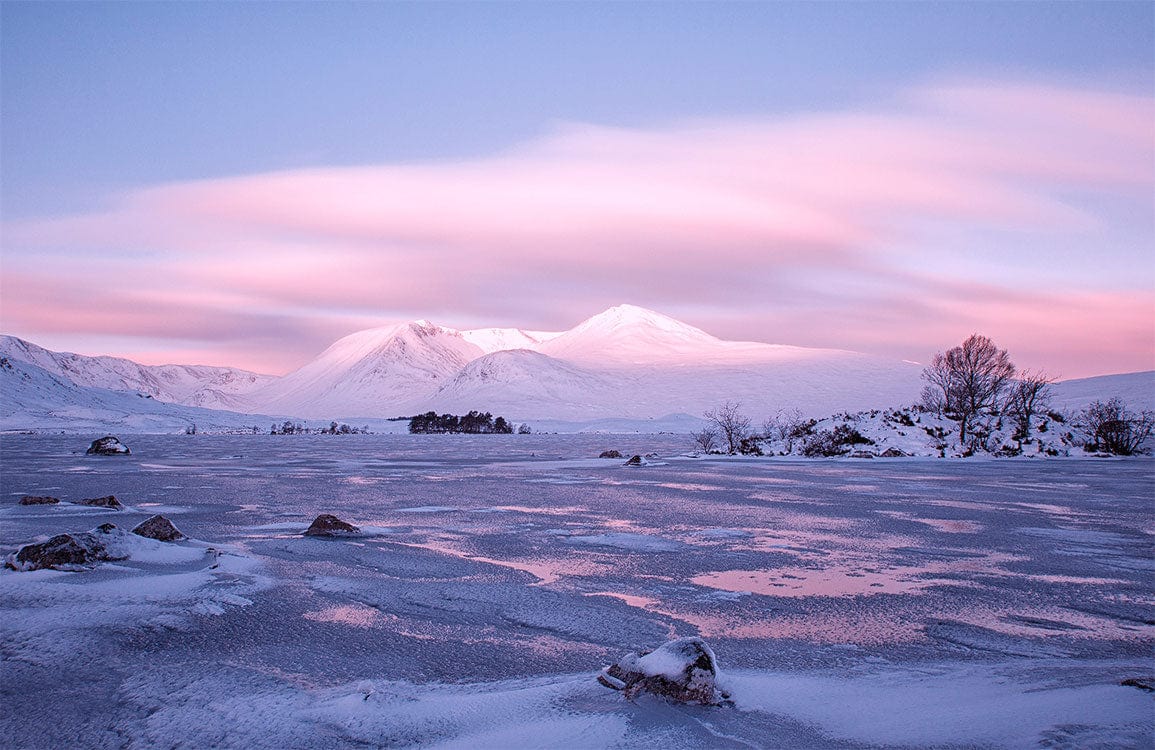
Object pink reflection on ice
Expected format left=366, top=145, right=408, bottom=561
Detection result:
left=401, top=539, right=613, bottom=586
left=303, top=603, right=388, bottom=628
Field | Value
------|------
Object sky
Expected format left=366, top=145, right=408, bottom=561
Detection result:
left=1, top=1, right=1152, bottom=378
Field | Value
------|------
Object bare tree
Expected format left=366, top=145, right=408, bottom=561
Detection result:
left=1005, top=370, right=1055, bottom=441
left=921, top=334, right=1016, bottom=446
left=1080, top=398, right=1155, bottom=455
left=764, top=407, right=807, bottom=453
left=703, top=401, right=751, bottom=455
left=919, top=355, right=953, bottom=414
left=690, top=426, right=720, bottom=453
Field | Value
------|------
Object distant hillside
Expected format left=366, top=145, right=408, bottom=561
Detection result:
left=0, top=356, right=278, bottom=433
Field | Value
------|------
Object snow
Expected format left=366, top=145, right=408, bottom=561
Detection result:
left=0, top=356, right=283, bottom=433
left=4, top=308, right=1151, bottom=430
left=0, top=334, right=274, bottom=411
left=630, top=638, right=718, bottom=680
left=2, top=434, right=1150, bottom=748
left=1050, top=370, right=1155, bottom=412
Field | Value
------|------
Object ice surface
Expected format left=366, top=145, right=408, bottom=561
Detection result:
left=0, top=433, right=1151, bottom=748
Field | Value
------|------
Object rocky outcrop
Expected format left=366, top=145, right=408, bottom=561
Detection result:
left=132, top=514, right=186, bottom=542
left=623, top=455, right=649, bottom=467
left=86, top=436, right=130, bottom=455
left=5, top=523, right=129, bottom=571
left=19, top=495, right=60, bottom=505
left=304, top=514, right=360, bottom=537
left=598, top=637, right=729, bottom=705
left=74, top=495, right=123, bottom=510
left=599, top=450, right=623, bottom=459
left=879, top=447, right=907, bottom=458
left=848, top=450, right=875, bottom=459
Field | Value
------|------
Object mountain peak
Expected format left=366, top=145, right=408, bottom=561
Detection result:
left=539, top=305, right=720, bottom=364
left=572, top=304, right=713, bottom=337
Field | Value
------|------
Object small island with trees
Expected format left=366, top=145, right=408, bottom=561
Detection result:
left=408, top=410, right=526, bottom=434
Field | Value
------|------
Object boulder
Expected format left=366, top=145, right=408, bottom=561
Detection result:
left=304, top=514, right=360, bottom=537
left=879, top=447, right=907, bottom=458
left=5, top=524, right=129, bottom=571
left=623, top=455, right=648, bottom=467
left=132, top=514, right=186, bottom=542
left=19, top=495, right=60, bottom=505
left=599, top=450, right=623, bottom=459
left=74, top=495, right=124, bottom=510
left=598, top=637, right=729, bottom=705
left=848, top=450, right=875, bottom=459
left=86, top=436, right=130, bottom=455
left=1121, top=677, right=1154, bottom=693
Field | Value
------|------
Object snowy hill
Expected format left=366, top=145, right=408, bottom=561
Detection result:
left=426, top=349, right=621, bottom=419
left=5, top=306, right=1149, bottom=429
left=0, top=335, right=273, bottom=411
left=1050, top=371, right=1154, bottom=412
left=0, top=356, right=275, bottom=432
left=241, top=305, right=924, bottom=420
left=247, top=321, right=483, bottom=418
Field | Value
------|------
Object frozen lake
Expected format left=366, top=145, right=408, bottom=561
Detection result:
left=2, top=434, right=1152, bottom=748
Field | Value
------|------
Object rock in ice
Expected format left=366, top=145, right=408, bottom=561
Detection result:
left=132, top=514, right=187, bottom=542
left=598, top=637, right=729, bottom=705
left=86, top=436, right=131, bottom=455
left=304, top=514, right=361, bottom=537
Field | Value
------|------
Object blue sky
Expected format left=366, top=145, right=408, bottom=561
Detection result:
left=1, top=2, right=1152, bottom=376
left=4, top=1, right=1150, bottom=218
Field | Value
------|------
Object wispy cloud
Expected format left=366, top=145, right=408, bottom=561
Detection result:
left=3, top=80, right=1152, bottom=375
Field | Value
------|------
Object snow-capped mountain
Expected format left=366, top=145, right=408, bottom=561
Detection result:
left=537, top=304, right=725, bottom=365
left=5, top=305, right=1149, bottom=428
left=0, top=355, right=274, bottom=432
left=0, top=335, right=273, bottom=411
left=247, top=320, right=483, bottom=418
left=240, top=304, right=925, bottom=419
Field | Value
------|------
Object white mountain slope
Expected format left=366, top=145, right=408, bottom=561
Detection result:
left=245, top=304, right=924, bottom=420
left=1050, top=371, right=1155, bottom=412
left=248, top=321, right=483, bottom=418
left=460, top=328, right=560, bottom=354
left=0, top=356, right=274, bottom=432
left=0, top=335, right=273, bottom=411
left=426, top=349, right=622, bottom=418
left=10, top=305, right=1146, bottom=428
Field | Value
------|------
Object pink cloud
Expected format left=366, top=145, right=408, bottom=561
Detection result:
left=2, top=79, right=1152, bottom=376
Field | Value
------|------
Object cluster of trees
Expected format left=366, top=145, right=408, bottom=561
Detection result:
left=1080, top=397, right=1155, bottom=456
left=920, top=334, right=1053, bottom=448
left=270, top=421, right=368, bottom=435
left=921, top=333, right=1152, bottom=455
left=408, top=410, right=527, bottom=434
left=693, top=401, right=819, bottom=455
left=690, top=333, right=1152, bottom=457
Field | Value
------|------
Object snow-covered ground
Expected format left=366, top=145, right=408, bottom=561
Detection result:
left=1, top=434, right=1151, bottom=748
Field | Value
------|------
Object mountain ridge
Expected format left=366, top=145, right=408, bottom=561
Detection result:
left=3, top=305, right=1151, bottom=426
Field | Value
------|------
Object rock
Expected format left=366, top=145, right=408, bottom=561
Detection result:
left=74, top=495, right=124, bottom=510
left=598, top=637, right=729, bottom=705
left=1121, top=677, right=1155, bottom=693
left=879, top=447, right=907, bottom=458
left=599, top=450, right=623, bottom=459
left=5, top=524, right=129, bottom=571
left=304, top=514, right=360, bottom=537
left=848, top=450, right=875, bottom=459
left=86, top=436, right=130, bottom=455
left=623, top=455, right=648, bottom=467
left=19, top=495, right=60, bottom=505
left=132, top=514, right=186, bottom=542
